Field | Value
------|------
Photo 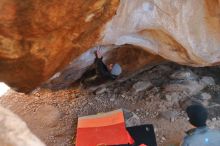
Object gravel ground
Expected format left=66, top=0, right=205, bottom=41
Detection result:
left=1, top=62, right=220, bottom=146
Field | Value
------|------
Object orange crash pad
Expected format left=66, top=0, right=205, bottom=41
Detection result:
left=76, top=109, right=134, bottom=146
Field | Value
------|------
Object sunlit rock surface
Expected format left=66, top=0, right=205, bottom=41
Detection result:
left=0, top=0, right=119, bottom=92
left=0, top=0, right=220, bottom=92
left=101, top=0, right=220, bottom=66
left=0, top=106, right=46, bottom=146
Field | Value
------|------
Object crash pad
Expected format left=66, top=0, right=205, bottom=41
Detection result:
left=76, top=109, right=134, bottom=146
left=127, top=125, right=157, bottom=146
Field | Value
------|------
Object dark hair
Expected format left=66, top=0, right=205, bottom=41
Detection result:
left=186, top=104, right=208, bottom=127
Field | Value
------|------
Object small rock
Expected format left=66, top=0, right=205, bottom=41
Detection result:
left=164, top=80, right=204, bottom=96
left=154, top=127, right=158, bottom=132
left=165, top=94, right=172, bottom=102
left=170, top=70, right=198, bottom=80
left=121, top=94, right=126, bottom=98
left=110, top=98, right=115, bottom=102
left=154, top=112, right=158, bottom=116
left=200, top=76, right=215, bottom=86
left=170, top=117, right=175, bottom=122
left=88, top=102, right=93, bottom=105
left=125, top=112, right=141, bottom=127
left=212, top=118, right=217, bottom=121
left=95, top=96, right=101, bottom=101
left=123, top=109, right=133, bottom=119
left=200, top=92, right=212, bottom=100
left=201, top=100, right=209, bottom=107
left=35, top=93, right=40, bottom=97
left=161, top=136, right=166, bottom=141
left=95, top=87, right=107, bottom=95
left=132, top=81, right=153, bottom=93
left=146, top=112, right=149, bottom=116
left=164, top=92, right=182, bottom=104
left=160, top=111, right=179, bottom=121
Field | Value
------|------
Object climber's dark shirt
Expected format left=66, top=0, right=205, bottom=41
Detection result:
left=95, top=57, right=117, bottom=80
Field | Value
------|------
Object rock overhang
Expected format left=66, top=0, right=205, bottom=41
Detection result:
left=0, top=0, right=220, bottom=92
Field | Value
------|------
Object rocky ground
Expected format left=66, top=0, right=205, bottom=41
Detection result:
left=1, top=62, right=220, bottom=146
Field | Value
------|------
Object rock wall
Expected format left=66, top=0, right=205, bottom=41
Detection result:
left=0, top=0, right=119, bottom=92
left=0, top=0, right=220, bottom=92
left=0, top=105, right=46, bottom=146
left=101, top=0, right=220, bottom=66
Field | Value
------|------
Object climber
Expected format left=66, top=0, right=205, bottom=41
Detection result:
left=181, top=104, right=220, bottom=146
left=95, top=48, right=122, bottom=80
left=80, top=47, right=122, bottom=88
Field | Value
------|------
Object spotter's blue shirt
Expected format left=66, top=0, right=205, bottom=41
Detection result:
left=181, top=127, right=220, bottom=146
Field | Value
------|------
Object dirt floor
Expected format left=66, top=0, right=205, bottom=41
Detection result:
left=1, top=62, right=220, bottom=146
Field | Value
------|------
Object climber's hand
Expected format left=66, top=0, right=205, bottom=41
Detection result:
left=95, top=47, right=102, bottom=59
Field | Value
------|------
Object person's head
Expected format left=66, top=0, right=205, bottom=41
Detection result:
left=186, top=104, right=208, bottom=127
left=108, top=63, right=122, bottom=76
left=107, top=64, right=113, bottom=71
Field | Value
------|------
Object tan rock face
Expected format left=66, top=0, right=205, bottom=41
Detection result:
left=0, top=0, right=220, bottom=92
left=0, top=0, right=119, bottom=92
left=0, top=105, right=46, bottom=146
left=102, top=0, right=220, bottom=66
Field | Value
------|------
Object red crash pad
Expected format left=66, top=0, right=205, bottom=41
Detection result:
left=76, top=109, right=134, bottom=146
